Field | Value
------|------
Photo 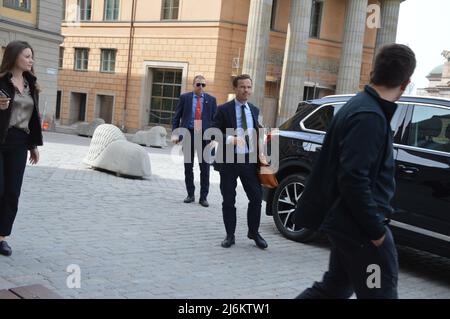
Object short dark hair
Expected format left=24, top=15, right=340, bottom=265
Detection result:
left=232, top=74, right=252, bottom=88
left=370, top=44, right=416, bottom=88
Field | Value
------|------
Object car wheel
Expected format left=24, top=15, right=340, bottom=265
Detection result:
left=272, top=174, right=318, bottom=243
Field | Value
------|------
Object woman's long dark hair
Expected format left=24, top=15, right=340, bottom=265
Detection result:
left=0, top=41, right=37, bottom=78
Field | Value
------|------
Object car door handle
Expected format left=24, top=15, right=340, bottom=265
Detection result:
left=398, top=164, right=419, bottom=174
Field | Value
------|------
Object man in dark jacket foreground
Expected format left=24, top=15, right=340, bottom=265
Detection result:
left=294, top=44, right=416, bottom=299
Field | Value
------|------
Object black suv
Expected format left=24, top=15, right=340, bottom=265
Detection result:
left=263, top=94, right=450, bottom=258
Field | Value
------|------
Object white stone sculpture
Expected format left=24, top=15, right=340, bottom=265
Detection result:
left=132, top=126, right=168, bottom=148
left=76, top=118, right=106, bottom=137
left=83, top=124, right=151, bottom=179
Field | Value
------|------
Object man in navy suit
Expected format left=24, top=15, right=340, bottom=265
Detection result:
left=171, top=75, right=217, bottom=207
left=212, top=74, right=267, bottom=249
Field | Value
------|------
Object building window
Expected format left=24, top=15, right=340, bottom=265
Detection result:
left=0, top=47, right=5, bottom=64
left=100, top=49, right=116, bottom=73
left=74, top=48, right=89, bottom=71
left=77, top=0, right=92, bottom=21
left=56, top=91, right=62, bottom=120
left=303, top=86, right=321, bottom=101
left=310, top=0, right=323, bottom=38
left=149, top=69, right=182, bottom=125
left=59, top=47, right=64, bottom=69
left=104, top=0, right=120, bottom=21
left=270, top=0, right=278, bottom=30
left=407, top=106, right=450, bottom=153
left=62, top=0, right=66, bottom=20
left=3, top=0, right=31, bottom=12
left=161, top=0, right=179, bottom=20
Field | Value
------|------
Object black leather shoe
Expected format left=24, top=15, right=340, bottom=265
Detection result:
left=183, top=195, right=195, bottom=203
left=0, top=241, right=12, bottom=256
left=221, top=235, right=235, bottom=248
left=247, top=232, right=268, bottom=249
left=199, top=199, right=209, bottom=207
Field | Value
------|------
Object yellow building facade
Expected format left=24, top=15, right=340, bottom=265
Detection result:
left=57, top=0, right=402, bottom=131
left=1, top=0, right=63, bottom=125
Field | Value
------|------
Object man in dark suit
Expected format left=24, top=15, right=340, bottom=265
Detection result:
left=212, top=74, right=267, bottom=249
left=172, top=75, right=217, bottom=207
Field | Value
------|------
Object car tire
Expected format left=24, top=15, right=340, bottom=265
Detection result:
left=272, top=174, right=319, bottom=243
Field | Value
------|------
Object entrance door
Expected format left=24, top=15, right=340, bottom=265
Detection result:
left=56, top=91, right=61, bottom=120
left=69, top=92, right=87, bottom=124
left=97, top=95, right=114, bottom=124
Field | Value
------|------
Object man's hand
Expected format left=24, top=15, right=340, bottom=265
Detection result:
left=371, top=234, right=386, bottom=247
left=259, top=154, right=269, bottom=166
left=171, top=136, right=180, bottom=144
left=233, top=136, right=246, bottom=147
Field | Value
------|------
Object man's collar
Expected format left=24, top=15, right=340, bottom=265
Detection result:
left=235, top=99, right=248, bottom=108
left=364, top=85, right=397, bottom=120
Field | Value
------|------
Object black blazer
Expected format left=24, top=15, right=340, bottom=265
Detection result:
left=212, top=99, right=260, bottom=171
left=293, top=85, right=396, bottom=244
left=172, top=92, right=217, bottom=132
left=0, top=71, right=43, bottom=149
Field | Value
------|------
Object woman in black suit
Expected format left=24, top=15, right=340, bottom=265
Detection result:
left=0, top=41, right=43, bottom=256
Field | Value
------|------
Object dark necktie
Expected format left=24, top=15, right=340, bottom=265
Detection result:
left=241, top=104, right=250, bottom=151
left=241, top=104, right=248, bottom=131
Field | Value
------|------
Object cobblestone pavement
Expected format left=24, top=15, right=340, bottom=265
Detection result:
left=0, top=132, right=449, bottom=299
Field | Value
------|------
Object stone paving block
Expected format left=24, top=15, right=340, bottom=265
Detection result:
left=0, top=132, right=448, bottom=299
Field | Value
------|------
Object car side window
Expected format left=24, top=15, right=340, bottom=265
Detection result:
left=302, top=104, right=343, bottom=132
left=391, top=104, right=407, bottom=135
left=407, top=105, right=450, bottom=153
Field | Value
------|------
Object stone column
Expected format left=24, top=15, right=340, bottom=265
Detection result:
left=336, top=0, right=369, bottom=94
left=277, top=0, right=313, bottom=125
left=242, top=0, right=273, bottom=110
left=374, top=0, right=403, bottom=55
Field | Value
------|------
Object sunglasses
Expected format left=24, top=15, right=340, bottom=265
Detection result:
left=195, top=83, right=206, bottom=87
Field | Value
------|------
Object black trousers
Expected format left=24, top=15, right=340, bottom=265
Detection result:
left=0, top=128, right=29, bottom=237
left=296, top=227, right=398, bottom=299
left=183, top=129, right=210, bottom=200
left=219, top=161, right=262, bottom=236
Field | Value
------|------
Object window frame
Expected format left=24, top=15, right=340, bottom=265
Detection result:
left=3, top=0, right=31, bottom=12
left=100, top=49, right=117, bottom=73
left=77, top=0, right=92, bottom=21
left=103, top=0, right=120, bottom=21
left=74, top=48, right=89, bottom=71
left=161, top=0, right=180, bottom=21
left=62, top=0, right=66, bottom=20
left=270, top=0, right=278, bottom=31
left=0, top=47, right=6, bottom=65
left=309, top=0, right=323, bottom=39
left=395, top=102, right=450, bottom=156
left=149, top=68, right=183, bottom=126
left=59, top=47, right=65, bottom=69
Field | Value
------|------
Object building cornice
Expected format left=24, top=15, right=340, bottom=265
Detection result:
left=0, top=18, right=63, bottom=43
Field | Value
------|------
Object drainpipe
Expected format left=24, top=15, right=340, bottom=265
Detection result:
left=122, top=0, right=137, bottom=132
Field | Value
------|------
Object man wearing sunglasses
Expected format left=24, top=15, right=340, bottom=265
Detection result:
left=172, top=75, right=218, bottom=207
